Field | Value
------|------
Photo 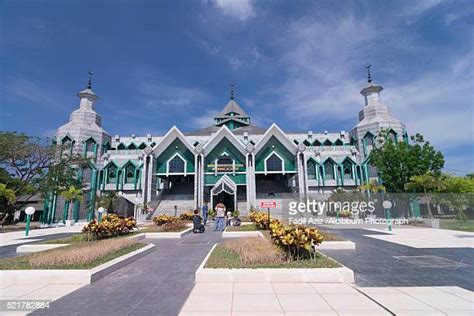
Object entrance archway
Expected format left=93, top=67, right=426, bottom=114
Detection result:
left=210, top=175, right=237, bottom=212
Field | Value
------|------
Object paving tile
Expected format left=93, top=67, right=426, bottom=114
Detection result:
left=310, top=283, right=359, bottom=294
left=0, top=284, right=49, bottom=299
left=368, top=293, right=439, bottom=312
left=271, top=282, right=316, bottom=294
left=336, top=311, right=391, bottom=316
left=190, top=283, right=233, bottom=295
left=277, top=293, right=332, bottom=311
left=443, top=311, right=474, bottom=316
left=394, top=311, right=444, bottom=316
left=396, top=286, right=446, bottom=294
left=232, top=294, right=282, bottom=311
left=232, top=312, right=284, bottom=316
left=413, top=293, right=474, bottom=311
left=321, top=293, right=386, bottom=311
left=233, top=283, right=274, bottom=294
left=180, top=294, right=232, bottom=312
left=179, top=312, right=231, bottom=316
left=284, top=312, right=337, bottom=316
left=436, top=286, right=474, bottom=295
left=358, top=287, right=403, bottom=294
left=454, top=293, right=474, bottom=302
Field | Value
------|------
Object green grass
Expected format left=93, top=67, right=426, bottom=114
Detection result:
left=39, top=231, right=140, bottom=244
left=205, top=244, right=341, bottom=269
left=319, top=230, right=346, bottom=241
left=440, top=219, right=474, bottom=232
left=225, top=224, right=258, bottom=231
left=0, top=243, right=146, bottom=270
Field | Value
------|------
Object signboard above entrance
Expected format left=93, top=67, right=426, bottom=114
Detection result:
left=260, top=201, right=277, bottom=208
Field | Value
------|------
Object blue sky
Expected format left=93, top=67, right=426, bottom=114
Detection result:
left=1, top=0, right=473, bottom=174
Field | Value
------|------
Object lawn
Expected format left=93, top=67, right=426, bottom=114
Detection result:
left=318, top=230, right=346, bottom=241
left=440, top=219, right=474, bottom=232
left=225, top=224, right=258, bottom=231
left=205, top=243, right=340, bottom=269
left=1, top=239, right=145, bottom=270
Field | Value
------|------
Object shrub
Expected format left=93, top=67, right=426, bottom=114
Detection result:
left=153, top=214, right=178, bottom=226
left=249, top=211, right=270, bottom=229
left=269, top=219, right=323, bottom=260
left=157, top=220, right=187, bottom=232
left=179, top=211, right=194, bottom=221
left=82, top=214, right=137, bottom=240
left=224, top=237, right=285, bottom=265
left=29, top=238, right=138, bottom=268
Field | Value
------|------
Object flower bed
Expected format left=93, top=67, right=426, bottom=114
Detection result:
left=152, top=214, right=178, bottom=225
left=1, top=238, right=145, bottom=270
left=82, top=214, right=137, bottom=240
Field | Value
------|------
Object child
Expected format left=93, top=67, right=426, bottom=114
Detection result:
left=192, top=209, right=205, bottom=233
left=226, top=210, right=233, bottom=227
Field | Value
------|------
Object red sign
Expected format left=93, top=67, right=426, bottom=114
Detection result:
left=260, top=201, right=277, bottom=209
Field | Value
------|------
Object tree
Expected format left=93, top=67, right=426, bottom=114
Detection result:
left=436, top=174, right=474, bottom=220
left=405, top=173, right=443, bottom=218
left=359, top=180, right=386, bottom=194
left=0, top=132, right=53, bottom=200
left=370, top=132, right=444, bottom=193
left=99, top=191, right=119, bottom=213
left=0, top=183, right=16, bottom=206
left=59, top=186, right=83, bottom=223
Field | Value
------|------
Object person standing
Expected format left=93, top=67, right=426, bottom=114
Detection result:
left=202, top=202, right=208, bottom=226
left=213, top=202, right=226, bottom=231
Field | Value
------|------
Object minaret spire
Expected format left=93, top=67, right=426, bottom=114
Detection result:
left=366, top=64, right=372, bottom=84
left=87, top=71, right=94, bottom=89
left=229, top=82, right=235, bottom=100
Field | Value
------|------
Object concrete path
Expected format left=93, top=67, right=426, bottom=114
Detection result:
left=180, top=283, right=474, bottom=315
left=29, top=230, right=224, bottom=316
left=0, top=225, right=84, bottom=247
left=363, top=227, right=474, bottom=248
left=316, top=228, right=474, bottom=290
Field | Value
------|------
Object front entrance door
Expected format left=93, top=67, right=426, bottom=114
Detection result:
left=214, top=191, right=235, bottom=212
left=210, top=175, right=237, bottom=212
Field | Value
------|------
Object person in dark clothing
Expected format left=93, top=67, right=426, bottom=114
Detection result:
left=192, top=209, right=205, bottom=233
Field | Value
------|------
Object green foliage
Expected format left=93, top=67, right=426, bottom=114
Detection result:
left=329, top=188, right=368, bottom=203
left=436, top=174, right=474, bottom=221
left=59, top=186, right=84, bottom=221
left=82, top=214, right=137, bottom=240
left=405, top=172, right=444, bottom=218
left=0, top=183, right=16, bottom=206
left=370, top=132, right=444, bottom=193
left=358, top=180, right=386, bottom=193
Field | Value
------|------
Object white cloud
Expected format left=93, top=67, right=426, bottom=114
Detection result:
left=207, top=0, right=256, bottom=22
left=192, top=110, right=218, bottom=128
left=137, top=81, right=209, bottom=108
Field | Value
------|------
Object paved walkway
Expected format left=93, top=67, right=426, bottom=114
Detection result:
left=30, top=230, right=224, bottom=316
left=0, top=225, right=84, bottom=247
left=316, top=228, right=474, bottom=291
left=180, top=283, right=474, bottom=315
left=363, top=227, right=474, bottom=248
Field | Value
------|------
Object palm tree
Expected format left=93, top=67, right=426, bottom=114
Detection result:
left=100, top=191, right=119, bottom=213
left=405, top=173, right=442, bottom=218
left=60, top=186, right=83, bottom=224
left=359, top=180, right=386, bottom=194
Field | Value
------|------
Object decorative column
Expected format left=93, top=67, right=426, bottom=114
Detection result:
left=245, top=143, right=256, bottom=211
left=296, top=144, right=307, bottom=201
left=194, top=144, right=204, bottom=209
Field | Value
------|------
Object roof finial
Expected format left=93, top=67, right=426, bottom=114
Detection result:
left=87, top=71, right=94, bottom=89
left=229, top=82, right=235, bottom=100
left=366, top=64, right=372, bottom=84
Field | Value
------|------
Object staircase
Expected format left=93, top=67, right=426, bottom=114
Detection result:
left=154, top=182, right=195, bottom=215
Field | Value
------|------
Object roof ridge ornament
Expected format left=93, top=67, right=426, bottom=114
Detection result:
left=230, top=82, right=235, bottom=100
left=87, top=71, right=94, bottom=89
left=366, top=64, right=372, bottom=84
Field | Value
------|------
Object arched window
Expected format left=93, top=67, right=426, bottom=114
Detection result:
left=323, top=139, right=332, bottom=146
left=343, top=160, right=353, bottom=179
left=117, top=143, right=126, bottom=150
left=388, top=130, right=397, bottom=142
left=168, top=155, right=185, bottom=174
left=61, top=136, right=74, bottom=156
left=107, top=165, right=117, bottom=183
left=138, top=143, right=147, bottom=149
left=85, top=138, right=96, bottom=152
left=128, top=143, right=137, bottom=150
left=334, top=139, right=343, bottom=146
left=124, top=164, right=135, bottom=183
left=303, top=140, right=311, bottom=146
left=307, top=160, right=316, bottom=180
left=313, top=140, right=321, bottom=146
left=216, top=155, right=234, bottom=173
left=266, top=153, right=283, bottom=172
left=364, top=134, right=373, bottom=146
left=324, top=160, right=335, bottom=179
left=82, top=166, right=93, bottom=183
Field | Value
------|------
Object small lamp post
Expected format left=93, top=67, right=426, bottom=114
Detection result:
left=98, top=207, right=105, bottom=222
left=383, top=200, right=393, bottom=232
left=25, top=206, right=35, bottom=236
